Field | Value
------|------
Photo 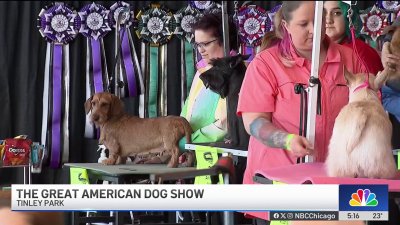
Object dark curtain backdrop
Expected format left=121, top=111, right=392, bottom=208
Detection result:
left=0, top=1, right=375, bottom=185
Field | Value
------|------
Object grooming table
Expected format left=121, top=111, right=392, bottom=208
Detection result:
left=64, top=162, right=234, bottom=225
left=252, top=162, right=400, bottom=222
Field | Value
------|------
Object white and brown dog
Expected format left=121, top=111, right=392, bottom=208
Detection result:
left=326, top=68, right=397, bottom=179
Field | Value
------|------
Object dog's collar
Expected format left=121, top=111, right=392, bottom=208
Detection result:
left=353, top=80, right=370, bottom=93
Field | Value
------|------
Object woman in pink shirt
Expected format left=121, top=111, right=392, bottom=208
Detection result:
left=237, top=1, right=365, bottom=223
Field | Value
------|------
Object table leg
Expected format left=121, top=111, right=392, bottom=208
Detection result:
left=115, top=211, right=125, bottom=225
left=223, top=171, right=233, bottom=225
left=223, top=211, right=233, bottom=225
left=71, top=211, right=79, bottom=225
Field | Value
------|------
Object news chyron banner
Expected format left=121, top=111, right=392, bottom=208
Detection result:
left=11, top=184, right=388, bottom=221
left=269, top=185, right=388, bottom=221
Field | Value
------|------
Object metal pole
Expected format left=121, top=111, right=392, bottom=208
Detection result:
left=221, top=1, right=230, bottom=56
left=305, top=1, right=324, bottom=163
left=115, top=15, right=121, bottom=98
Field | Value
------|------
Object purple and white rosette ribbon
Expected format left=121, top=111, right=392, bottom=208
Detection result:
left=268, top=4, right=282, bottom=31
left=38, top=3, right=77, bottom=44
left=75, top=2, right=111, bottom=139
left=237, top=5, right=270, bottom=47
left=378, top=1, right=400, bottom=13
left=76, top=2, right=111, bottom=94
left=237, top=5, right=270, bottom=62
left=38, top=3, right=77, bottom=168
left=377, top=1, right=400, bottom=24
left=109, top=1, right=139, bottom=98
left=77, top=3, right=111, bottom=41
left=189, top=1, right=221, bottom=14
left=109, top=1, right=135, bottom=28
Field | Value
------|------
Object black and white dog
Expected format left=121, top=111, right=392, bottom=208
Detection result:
left=199, top=54, right=250, bottom=148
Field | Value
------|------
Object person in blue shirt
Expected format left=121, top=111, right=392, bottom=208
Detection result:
left=381, top=17, right=400, bottom=149
left=380, top=16, right=400, bottom=225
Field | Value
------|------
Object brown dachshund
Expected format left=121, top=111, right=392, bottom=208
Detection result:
left=85, top=92, right=193, bottom=168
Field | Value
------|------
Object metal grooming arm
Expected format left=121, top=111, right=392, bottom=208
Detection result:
left=305, top=1, right=324, bottom=163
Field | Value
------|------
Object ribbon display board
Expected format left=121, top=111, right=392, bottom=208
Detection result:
left=34, top=1, right=400, bottom=171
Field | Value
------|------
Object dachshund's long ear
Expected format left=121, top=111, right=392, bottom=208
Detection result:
left=110, top=94, right=124, bottom=117
left=84, top=96, right=93, bottom=114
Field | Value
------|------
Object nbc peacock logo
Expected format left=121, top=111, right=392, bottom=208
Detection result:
left=349, top=189, right=378, bottom=207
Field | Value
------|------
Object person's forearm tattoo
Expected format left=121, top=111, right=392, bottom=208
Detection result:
left=249, top=117, right=289, bottom=149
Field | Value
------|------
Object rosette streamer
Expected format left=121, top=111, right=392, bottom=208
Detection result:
left=37, top=3, right=77, bottom=168
left=136, top=3, right=176, bottom=118
left=75, top=2, right=111, bottom=139
left=109, top=1, right=143, bottom=103
left=173, top=5, right=200, bottom=107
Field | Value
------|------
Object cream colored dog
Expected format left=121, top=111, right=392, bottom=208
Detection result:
left=326, top=68, right=397, bottom=179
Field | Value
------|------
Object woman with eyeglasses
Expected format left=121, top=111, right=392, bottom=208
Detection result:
left=178, top=12, right=239, bottom=151
left=177, top=12, right=248, bottom=224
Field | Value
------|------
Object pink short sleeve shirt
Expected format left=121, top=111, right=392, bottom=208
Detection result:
left=238, top=40, right=365, bottom=185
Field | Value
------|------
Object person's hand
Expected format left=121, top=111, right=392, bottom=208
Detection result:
left=381, top=42, right=400, bottom=72
left=287, top=135, right=313, bottom=158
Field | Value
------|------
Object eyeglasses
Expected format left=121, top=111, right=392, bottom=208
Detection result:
left=193, top=39, right=218, bottom=49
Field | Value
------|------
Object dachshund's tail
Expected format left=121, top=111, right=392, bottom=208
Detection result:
left=180, top=117, right=193, bottom=144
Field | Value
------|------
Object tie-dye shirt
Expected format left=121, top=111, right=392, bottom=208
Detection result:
left=179, top=59, right=227, bottom=151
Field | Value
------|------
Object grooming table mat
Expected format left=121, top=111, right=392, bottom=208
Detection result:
left=255, top=162, right=400, bottom=192
left=64, top=163, right=198, bottom=175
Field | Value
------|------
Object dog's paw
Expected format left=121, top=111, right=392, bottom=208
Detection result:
left=167, top=159, right=178, bottom=168
left=101, top=158, right=116, bottom=165
left=224, top=139, right=232, bottom=144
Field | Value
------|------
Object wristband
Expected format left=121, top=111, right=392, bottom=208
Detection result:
left=285, top=134, right=295, bottom=151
